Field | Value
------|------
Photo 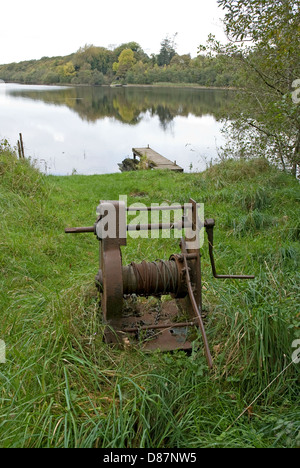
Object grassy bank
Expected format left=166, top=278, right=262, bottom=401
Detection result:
left=0, top=142, right=299, bottom=448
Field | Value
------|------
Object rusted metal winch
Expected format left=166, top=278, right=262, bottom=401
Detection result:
left=65, top=198, right=254, bottom=368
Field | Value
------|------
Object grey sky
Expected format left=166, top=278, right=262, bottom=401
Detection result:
left=0, top=0, right=227, bottom=64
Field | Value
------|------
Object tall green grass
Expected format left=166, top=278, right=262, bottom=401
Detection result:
left=0, top=143, right=299, bottom=447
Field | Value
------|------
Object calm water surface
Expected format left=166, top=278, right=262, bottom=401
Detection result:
left=0, top=83, right=233, bottom=175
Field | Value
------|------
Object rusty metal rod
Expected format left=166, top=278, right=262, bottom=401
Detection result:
left=181, top=238, right=213, bottom=369
left=122, top=319, right=198, bottom=333
left=65, top=221, right=194, bottom=234
left=127, top=221, right=193, bottom=231
left=127, top=205, right=185, bottom=212
left=65, top=214, right=216, bottom=235
left=65, top=226, right=95, bottom=234
left=183, top=253, right=198, bottom=260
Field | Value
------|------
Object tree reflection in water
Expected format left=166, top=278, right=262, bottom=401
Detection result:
left=9, top=85, right=234, bottom=130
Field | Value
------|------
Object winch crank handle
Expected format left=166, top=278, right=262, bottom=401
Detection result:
left=205, top=219, right=255, bottom=280
left=181, top=238, right=213, bottom=369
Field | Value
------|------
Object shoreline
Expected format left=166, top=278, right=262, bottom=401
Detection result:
left=1, top=80, right=237, bottom=91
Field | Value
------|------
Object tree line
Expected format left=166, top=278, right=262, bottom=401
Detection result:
left=0, top=38, right=237, bottom=88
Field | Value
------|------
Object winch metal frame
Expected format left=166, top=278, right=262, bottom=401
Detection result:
left=65, top=198, right=254, bottom=368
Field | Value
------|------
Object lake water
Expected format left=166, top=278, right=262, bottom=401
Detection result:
left=0, top=83, right=233, bottom=175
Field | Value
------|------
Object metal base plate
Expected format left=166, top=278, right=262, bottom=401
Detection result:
left=117, top=298, right=196, bottom=351
left=142, top=327, right=193, bottom=351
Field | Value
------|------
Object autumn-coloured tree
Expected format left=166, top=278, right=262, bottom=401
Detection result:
left=113, top=49, right=136, bottom=80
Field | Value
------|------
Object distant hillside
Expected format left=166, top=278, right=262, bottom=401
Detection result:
left=0, top=42, right=237, bottom=87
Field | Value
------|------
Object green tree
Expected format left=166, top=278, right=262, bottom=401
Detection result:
left=113, top=42, right=146, bottom=58
left=157, top=34, right=178, bottom=66
left=210, top=0, right=300, bottom=175
left=73, top=45, right=112, bottom=75
left=170, top=54, right=191, bottom=69
left=58, top=61, right=76, bottom=78
left=112, top=48, right=136, bottom=80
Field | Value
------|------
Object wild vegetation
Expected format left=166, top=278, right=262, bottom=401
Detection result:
left=0, top=141, right=299, bottom=448
left=208, top=0, right=300, bottom=176
left=0, top=39, right=237, bottom=88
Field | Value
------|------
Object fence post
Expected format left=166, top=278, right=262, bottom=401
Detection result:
left=19, top=133, right=25, bottom=158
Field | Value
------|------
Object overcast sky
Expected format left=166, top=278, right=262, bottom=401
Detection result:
left=0, top=0, right=227, bottom=64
